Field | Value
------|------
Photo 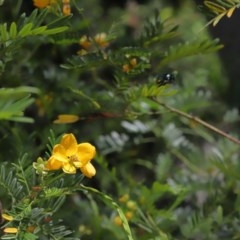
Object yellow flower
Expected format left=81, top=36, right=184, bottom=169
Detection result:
left=53, top=114, right=80, bottom=124
left=126, top=200, right=137, bottom=210
left=2, top=214, right=18, bottom=234
left=113, top=216, right=122, bottom=226
left=125, top=211, right=133, bottom=220
left=119, top=194, right=129, bottom=203
left=33, top=0, right=55, bottom=8
left=79, top=35, right=92, bottom=50
left=45, top=133, right=96, bottom=177
left=80, top=162, right=96, bottom=178
left=62, top=4, right=71, bottom=15
left=94, top=33, right=109, bottom=48
left=122, top=64, right=130, bottom=73
left=26, top=225, right=36, bottom=233
left=129, top=58, right=137, bottom=67
left=62, top=0, right=71, bottom=16
left=2, top=214, right=13, bottom=221
left=3, top=227, right=18, bottom=233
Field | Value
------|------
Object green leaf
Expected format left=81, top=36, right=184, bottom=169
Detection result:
left=9, top=22, right=17, bottom=38
left=0, top=86, right=40, bottom=100
left=43, top=26, right=69, bottom=35
left=0, top=23, right=8, bottom=41
left=31, top=26, right=47, bottom=35
left=159, top=39, right=224, bottom=68
left=0, top=94, right=34, bottom=123
left=80, top=184, right=134, bottom=240
left=18, top=23, right=33, bottom=37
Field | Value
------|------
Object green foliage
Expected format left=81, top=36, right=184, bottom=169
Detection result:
left=0, top=0, right=240, bottom=239
left=158, top=38, right=224, bottom=68
left=0, top=87, right=39, bottom=122
left=0, top=8, right=69, bottom=74
left=203, top=0, right=240, bottom=26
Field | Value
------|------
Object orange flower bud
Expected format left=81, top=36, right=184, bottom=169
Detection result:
left=94, top=33, right=109, bottom=48
left=63, top=4, right=71, bottom=16
left=130, top=58, right=137, bottom=67
left=122, top=64, right=130, bottom=73
left=125, top=211, right=133, bottom=220
left=79, top=35, right=92, bottom=50
left=113, top=216, right=122, bottom=226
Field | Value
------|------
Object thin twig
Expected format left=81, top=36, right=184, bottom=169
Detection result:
left=157, top=101, right=240, bottom=145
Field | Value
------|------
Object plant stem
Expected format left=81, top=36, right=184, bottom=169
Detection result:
left=157, top=101, right=240, bottom=145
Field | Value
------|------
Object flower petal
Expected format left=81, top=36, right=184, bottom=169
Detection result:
left=45, top=157, right=63, bottom=170
left=53, top=114, right=79, bottom=124
left=2, top=214, right=13, bottom=221
left=76, top=143, right=96, bottom=165
left=51, top=144, right=69, bottom=163
left=33, top=0, right=51, bottom=8
left=62, top=163, right=76, bottom=174
left=72, top=160, right=81, bottom=168
left=3, top=227, right=18, bottom=233
left=80, top=162, right=96, bottom=178
left=60, top=134, right=78, bottom=156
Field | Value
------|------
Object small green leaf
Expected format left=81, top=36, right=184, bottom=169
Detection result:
left=0, top=23, right=8, bottom=41
left=43, top=26, right=69, bottom=35
left=9, top=22, right=17, bottom=38
left=18, top=23, right=33, bottom=37
left=31, top=26, right=47, bottom=35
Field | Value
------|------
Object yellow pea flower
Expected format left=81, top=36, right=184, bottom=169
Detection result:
left=45, top=133, right=96, bottom=177
left=53, top=114, right=79, bottom=124
left=119, top=194, right=129, bottom=203
left=80, top=162, right=96, bottom=178
left=125, top=211, right=133, bottom=220
left=113, top=216, right=122, bottom=226
left=62, top=0, right=71, bottom=16
left=2, top=214, right=18, bottom=234
left=3, top=227, right=18, bottom=233
left=33, top=0, right=55, bottom=8
left=2, top=214, right=13, bottom=221
left=79, top=35, right=92, bottom=50
left=94, top=33, right=109, bottom=48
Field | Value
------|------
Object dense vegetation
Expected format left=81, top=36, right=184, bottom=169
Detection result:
left=1, top=0, right=240, bottom=239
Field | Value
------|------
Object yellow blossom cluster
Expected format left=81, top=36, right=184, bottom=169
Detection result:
left=33, top=0, right=56, bottom=9
left=33, top=0, right=71, bottom=15
left=122, top=58, right=137, bottom=73
left=62, top=0, right=71, bottom=16
left=2, top=214, right=18, bottom=234
left=45, top=133, right=96, bottom=178
left=78, top=33, right=110, bottom=55
left=113, top=194, right=137, bottom=226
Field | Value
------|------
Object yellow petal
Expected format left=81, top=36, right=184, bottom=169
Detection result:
left=72, top=159, right=82, bottom=168
left=53, top=114, right=79, bottom=124
left=52, top=145, right=69, bottom=162
left=52, top=144, right=65, bottom=155
left=77, top=143, right=96, bottom=165
left=45, top=157, right=63, bottom=170
left=80, top=162, right=96, bottom=178
left=62, top=163, right=76, bottom=174
left=227, top=7, right=235, bottom=18
left=33, top=0, right=51, bottom=8
left=60, top=134, right=78, bottom=156
left=3, top=227, right=18, bottom=233
left=2, top=214, right=13, bottom=221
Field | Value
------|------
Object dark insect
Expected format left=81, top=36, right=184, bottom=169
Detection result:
left=156, top=73, right=175, bottom=86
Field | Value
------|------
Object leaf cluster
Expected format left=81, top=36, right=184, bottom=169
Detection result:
left=203, top=0, right=240, bottom=26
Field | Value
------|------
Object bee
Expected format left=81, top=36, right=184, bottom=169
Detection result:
left=156, top=72, right=176, bottom=86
